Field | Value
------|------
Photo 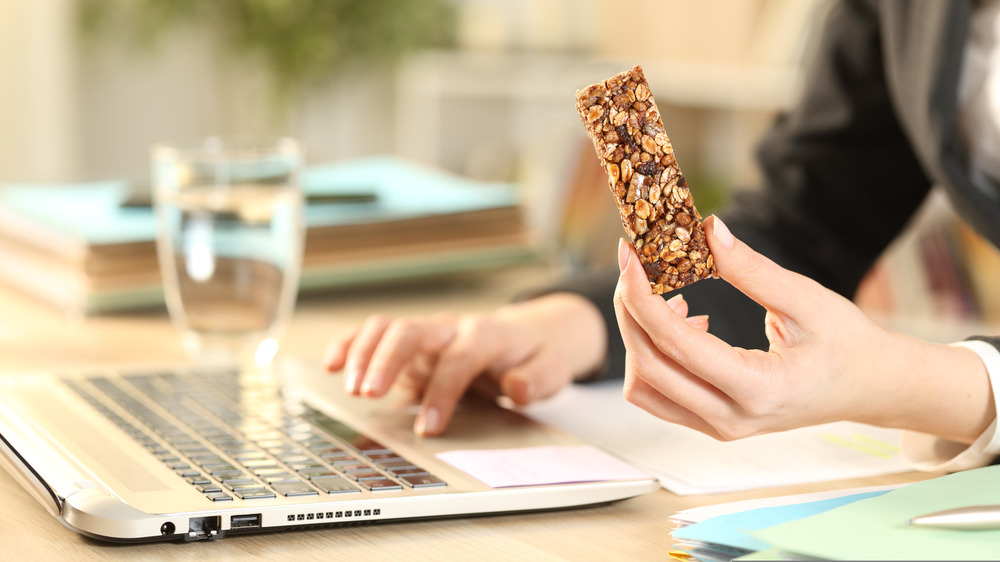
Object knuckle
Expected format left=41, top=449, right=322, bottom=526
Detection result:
left=737, top=377, right=783, bottom=420
left=366, top=313, right=390, bottom=326
left=712, top=419, right=753, bottom=442
left=651, top=333, right=680, bottom=357
left=458, top=314, right=504, bottom=345
left=439, top=346, right=480, bottom=376
left=740, top=247, right=767, bottom=276
left=622, top=375, right=643, bottom=404
left=360, top=313, right=392, bottom=335
left=457, top=314, right=490, bottom=335
left=740, top=398, right=775, bottom=419
left=613, top=277, right=635, bottom=307
left=612, top=290, right=627, bottom=313
left=442, top=345, right=474, bottom=367
left=384, top=318, right=415, bottom=339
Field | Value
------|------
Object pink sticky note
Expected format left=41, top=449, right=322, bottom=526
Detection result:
left=436, top=445, right=653, bottom=488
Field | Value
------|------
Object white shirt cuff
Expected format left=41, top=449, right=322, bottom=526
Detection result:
left=900, top=339, right=1000, bottom=472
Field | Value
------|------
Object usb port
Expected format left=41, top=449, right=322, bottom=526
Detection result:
left=230, top=514, right=262, bottom=529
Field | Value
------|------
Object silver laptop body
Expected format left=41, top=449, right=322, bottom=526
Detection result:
left=0, top=361, right=658, bottom=543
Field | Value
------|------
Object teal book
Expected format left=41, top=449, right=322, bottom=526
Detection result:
left=0, top=157, right=536, bottom=313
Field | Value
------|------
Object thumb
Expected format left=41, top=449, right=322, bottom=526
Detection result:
left=704, top=215, right=817, bottom=312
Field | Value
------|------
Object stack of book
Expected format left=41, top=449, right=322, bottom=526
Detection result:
left=0, top=156, right=538, bottom=314
left=669, top=466, right=1000, bottom=560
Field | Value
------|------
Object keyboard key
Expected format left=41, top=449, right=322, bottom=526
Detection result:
left=241, top=459, right=279, bottom=469
left=345, top=470, right=384, bottom=481
left=330, top=458, right=364, bottom=466
left=303, top=472, right=337, bottom=480
left=216, top=442, right=250, bottom=453
left=229, top=450, right=264, bottom=460
left=275, top=454, right=311, bottom=464
left=297, top=467, right=336, bottom=478
left=202, top=462, right=237, bottom=471
left=222, top=478, right=259, bottom=491
left=361, top=479, right=403, bottom=491
left=234, top=488, right=276, bottom=500
left=265, top=446, right=299, bottom=456
left=287, top=461, right=324, bottom=471
left=191, top=455, right=225, bottom=465
left=253, top=467, right=288, bottom=478
left=318, top=450, right=352, bottom=461
left=309, top=443, right=343, bottom=453
left=263, top=473, right=298, bottom=484
left=387, top=467, right=429, bottom=477
left=205, top=492, right=233, bottom=502
left=196, top=484, right=223, bottom=493
left=311, top=476, right=361, bottom=494
left=400, top=474, right=447, bottom=488
left=335, top=463, right=371, bottom=473
left=365, top=453, right=398, bottom=461
left=272, top=481, right=319, bottom=497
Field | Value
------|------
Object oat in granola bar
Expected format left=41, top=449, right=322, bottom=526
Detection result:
left=575, top=64, right=717, bottom=294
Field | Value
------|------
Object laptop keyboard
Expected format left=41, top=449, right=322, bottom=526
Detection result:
left=64, top=368, right=446, bottom=503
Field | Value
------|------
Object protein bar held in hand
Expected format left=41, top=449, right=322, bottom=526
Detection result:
left=575, top=64, right=717, bottom=294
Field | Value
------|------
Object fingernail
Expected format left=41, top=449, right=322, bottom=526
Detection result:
left=345, top=366, right=359, bottom=394
left=360, top=369, right=381, bottom=396
left=509, top=375, right=533, bottom=403
left=686, top=314, right=709, bottom=327
left=322, top=345, right=340, bottom=372
left=666, top=293, right=684, bottom=311
left=617, top=238, right=631, bottom=271
left=712, top=215, right=734, bottom=248
left=416, top=406, right=439, bottom=436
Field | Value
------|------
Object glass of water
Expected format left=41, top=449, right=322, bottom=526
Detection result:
left=151, top=137, right=305, bottom=370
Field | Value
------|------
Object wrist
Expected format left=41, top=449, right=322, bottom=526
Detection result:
left=949, top=340, right=1000, bottom=452
left=898, top=339, right=1000, bottom=471
left=869, top=333, right=994, bottom=445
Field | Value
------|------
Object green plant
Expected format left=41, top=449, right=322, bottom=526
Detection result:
left=78, top=0, right=456, bottom=106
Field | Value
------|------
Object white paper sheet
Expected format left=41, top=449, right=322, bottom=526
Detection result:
left=519, top=380, right=912, bottom=495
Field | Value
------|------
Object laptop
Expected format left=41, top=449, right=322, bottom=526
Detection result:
left=0, top=360, right=659, bottom=543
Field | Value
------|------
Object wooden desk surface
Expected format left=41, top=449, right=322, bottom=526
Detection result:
left=0, top=264, right=941, bottom=560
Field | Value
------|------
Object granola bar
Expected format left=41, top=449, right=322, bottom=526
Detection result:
left=575, top=65, right=717, bottom=294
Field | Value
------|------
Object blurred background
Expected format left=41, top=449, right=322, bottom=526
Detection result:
left=0, top=0, right=823, bottom=266
left=7, top=0, right=999, bottom=339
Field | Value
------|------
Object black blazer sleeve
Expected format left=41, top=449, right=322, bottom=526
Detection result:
left=727, top=0, right=933, bottom=294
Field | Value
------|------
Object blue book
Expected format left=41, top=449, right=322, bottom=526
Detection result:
left=0, top=157, right=535, bottom=313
